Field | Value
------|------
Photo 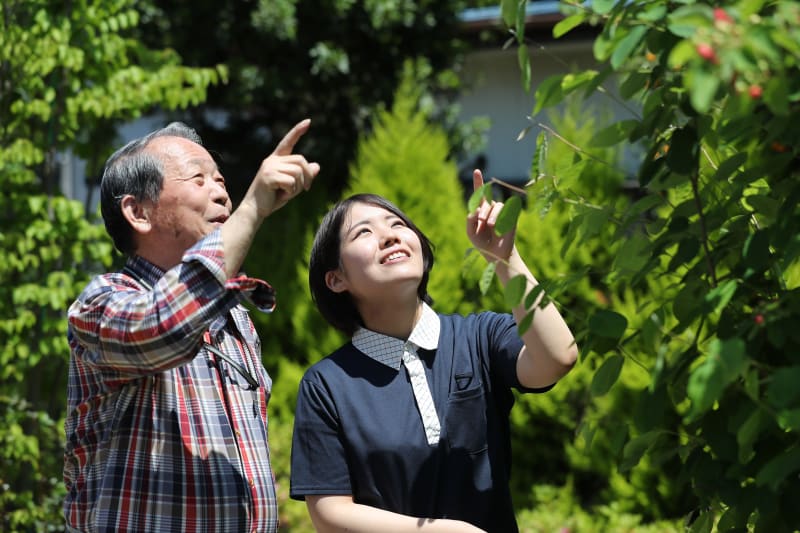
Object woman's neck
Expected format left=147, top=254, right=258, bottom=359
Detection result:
left=358, top=297, right=422, bottom=340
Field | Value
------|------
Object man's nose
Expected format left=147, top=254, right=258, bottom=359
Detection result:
left=210, top=178, right=229, bottom=205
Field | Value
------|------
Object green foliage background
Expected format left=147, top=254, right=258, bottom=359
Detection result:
left=501, top=0, right=800, bottom=531
left=4, top=0, right=800, bottom=531
left=0, top=0, right=224, bottom=529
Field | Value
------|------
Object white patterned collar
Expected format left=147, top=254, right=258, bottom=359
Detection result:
left=351, top=303, right=440, bottom=370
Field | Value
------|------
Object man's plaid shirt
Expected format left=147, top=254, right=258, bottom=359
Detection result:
left=64, top=229, right=280, bottom=532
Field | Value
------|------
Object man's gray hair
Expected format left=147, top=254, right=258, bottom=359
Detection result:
left=100, top=122, right=202, bottom=255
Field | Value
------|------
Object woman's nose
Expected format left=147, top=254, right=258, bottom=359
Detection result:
left=380, top=227, right=400, bottom=248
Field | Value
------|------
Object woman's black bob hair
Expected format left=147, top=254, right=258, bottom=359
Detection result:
left=308, top=194, right=435, bottom=336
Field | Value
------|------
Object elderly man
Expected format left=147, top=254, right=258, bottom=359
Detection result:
left=63, top=119, right=319, bottom=532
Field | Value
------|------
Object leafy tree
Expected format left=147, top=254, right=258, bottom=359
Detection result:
left=0, top=0, right=224, bottom=528
left=135, top=0, right=474, bottom=200
left=499, top=0, right=800, bottom=530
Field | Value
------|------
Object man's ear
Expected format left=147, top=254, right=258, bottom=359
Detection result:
left=120, top=195, right=152, bottom=235
left=325, top=270, right=348, bottom=293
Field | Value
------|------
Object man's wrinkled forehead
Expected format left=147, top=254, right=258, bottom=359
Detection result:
left=146, top=135, right=217, bottom=172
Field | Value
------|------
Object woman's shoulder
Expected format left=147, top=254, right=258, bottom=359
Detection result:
left=301, top=342, right=362, bottom=379
left=437, top=310, right=515, bottom=329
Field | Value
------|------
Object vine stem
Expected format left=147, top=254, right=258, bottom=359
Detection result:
left=536, top=122, right=618, bottom=171
left=689, top=170, right=718, bottom=287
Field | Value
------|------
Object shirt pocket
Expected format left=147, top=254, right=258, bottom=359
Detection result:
left=445, top=383, right=488, bottom=454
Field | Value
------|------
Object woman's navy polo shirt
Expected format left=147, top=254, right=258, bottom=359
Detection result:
left=290, top=311, right=550, bottom=532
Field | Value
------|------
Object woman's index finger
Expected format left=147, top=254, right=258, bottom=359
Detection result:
left=473, top=168, right=485, bottom=192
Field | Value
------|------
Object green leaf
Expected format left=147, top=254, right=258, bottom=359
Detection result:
left=737, top=406, right=767, bottom=462
left=592, top=0, right=618, bottom=16
left=495, top=195, right=522, bottom=235
left=530, top=131, right=547, bottom=179
left=755, top=446, right=800, bottom=491
left=589, top=310, right=628, bottom=340
left=665, top=125, right=699, bottom=175
left=612, top=234, right=650, bottom=274
left=579, top=207, right=610, bottom=242
left=687, top=68, right=720, bottom=114
left=517, top=44, right=531, bottom=93
left=561, top=70, right=600, bottom=94
left=672, top=282, right=707, bottom=325
left=517, top=309, right=534, bottom=336
left=515, top=0, right=526, bottom=43
left=626, top=194, right=664, bottom=218
left=638, top=4, right=667, bottom=22
left=523, top=284, right=544, bottom=310
left=764, top=76, right=789, bottom=116
left=687, top=338, right=748, bottom=419
left=619, top=71, right=649, bottom=100
left=533, top=74, right=565, bottom=114
left=766, top=366, right=800, bottom=409
left=640, top=312, right=663, bottom=354
left=620, top=430, right=659, bottom=472
left=594, top=31, right=614, bottom=62
left=688, top=510, right=715, bottom=533
left=667, top=4, right=713, bottom=38
left=745, top=194, right=780, bottom=219
left=501, top=0, right=519, bottom=29
left=667, top=237, right=700, bottom=271
left=742, top=230, right=771, bottom=275
left=504, top=274, right=527, bottom=308
left=553, top=12, right=586, bottom=39
left=611, top=25, right=648, bottom=70
left=667, top=39, right=696, bottom=69
left=705, top=279, right=738, bottom=315
left=777, top=408, right=800, bottom=431
left=578, top=421, right=596, bottom=447
left=739, top=0, right=767, bottom=17
left=479, top=261, right=496, bottom=295
left=712, top=152, right=747, bottom=182
left=590, top=119, right=638, bottom=148
left=591, top=355, right=625, bottom=396
left=467, top=183, right=492, bottom=212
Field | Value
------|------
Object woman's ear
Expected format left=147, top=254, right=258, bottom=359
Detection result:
left=120, top=195, right=152, bottom=235
left=325, top=270, right=347, bottom=293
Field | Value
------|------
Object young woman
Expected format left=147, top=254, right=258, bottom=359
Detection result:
left=290, top=170, right=578, bottom=532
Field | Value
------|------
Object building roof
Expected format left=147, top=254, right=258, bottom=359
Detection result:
left=459, top=2, right=567, bottom=32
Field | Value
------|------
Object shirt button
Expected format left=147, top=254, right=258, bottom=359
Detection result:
left=249, top=478, right=255, bottom=488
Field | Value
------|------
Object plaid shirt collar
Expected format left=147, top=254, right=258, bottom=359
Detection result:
left=124, top=254, right=165, bottom=290
left=351, top=302, right=440, bottom=370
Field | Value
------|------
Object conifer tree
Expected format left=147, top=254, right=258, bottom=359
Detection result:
left=344, top=61, right=476, bottom=313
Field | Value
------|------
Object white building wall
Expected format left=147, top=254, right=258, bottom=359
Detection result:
left=457, top=39, right=638, bottom=185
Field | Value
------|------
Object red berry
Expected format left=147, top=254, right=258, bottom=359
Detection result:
left=771, top=141, right=788, bottom=153
left=714, top=7, right=733, bottom=24
left=748, top=85, right=763, bottom=99
left=754, top=314, right=764, bottom=325
left=696, top=43, right=717, bottom=63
